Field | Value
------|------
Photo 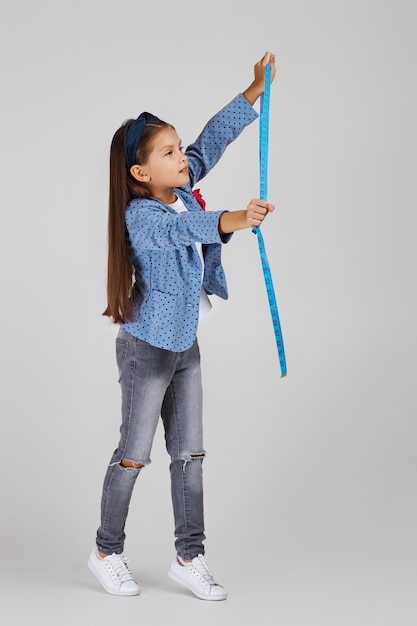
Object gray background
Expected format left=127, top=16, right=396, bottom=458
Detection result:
left=1, top=0, right=416, bottom=624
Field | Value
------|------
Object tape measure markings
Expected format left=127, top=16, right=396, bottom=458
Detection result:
left=252, top=63, right=287, bottom=377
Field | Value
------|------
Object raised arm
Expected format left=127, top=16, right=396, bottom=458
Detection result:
left=219, top=51, right=277, bottom=234
left=242, top=51, right=276, bottom=106
left=185, top=51, right=276, bottom=186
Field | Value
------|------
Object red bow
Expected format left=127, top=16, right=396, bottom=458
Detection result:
left=192, top=188, right=206, bottom=211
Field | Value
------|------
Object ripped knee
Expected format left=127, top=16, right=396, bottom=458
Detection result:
left=181, top=451, right=205, bottom=472
left=120, top=459, right=144, bottom=469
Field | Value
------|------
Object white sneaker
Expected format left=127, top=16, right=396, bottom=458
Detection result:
left=87, top=549, right=140, bottom=596
left=168, top=555, right=228, bottom=601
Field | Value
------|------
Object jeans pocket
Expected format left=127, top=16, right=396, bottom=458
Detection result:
left=115, top=338, right=129, bottom=382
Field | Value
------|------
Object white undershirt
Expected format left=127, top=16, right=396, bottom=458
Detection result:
left=169, top=196, right=212, bottom=319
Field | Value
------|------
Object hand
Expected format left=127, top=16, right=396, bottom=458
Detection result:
left=244, top=198, right=275, bottom=228
left=253, top=51, right=276, bottom=86
left=243, top=51, right=276, bottom=105
left=218, top=199, right=275, bottom=234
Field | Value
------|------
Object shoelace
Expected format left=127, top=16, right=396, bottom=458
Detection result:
left=105, top=553, right=134, bottom=582
left=192, top=555, right=217, bottom=587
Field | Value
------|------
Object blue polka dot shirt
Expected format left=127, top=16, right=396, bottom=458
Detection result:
left=122, top=93, right=258, bottom=351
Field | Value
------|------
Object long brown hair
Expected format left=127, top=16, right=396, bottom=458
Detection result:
left=103, top=118, right=172, bottom=323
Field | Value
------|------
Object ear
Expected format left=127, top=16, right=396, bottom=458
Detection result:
left=130, top=164, right=150, bottom=182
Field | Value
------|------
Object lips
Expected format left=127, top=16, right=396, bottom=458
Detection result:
left=180, top=166, right=189, bottom=175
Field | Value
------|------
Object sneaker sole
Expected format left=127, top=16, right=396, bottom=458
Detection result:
left=168, top=565, right=227, bottom=601
left=87, top=554, right=140, bottom=596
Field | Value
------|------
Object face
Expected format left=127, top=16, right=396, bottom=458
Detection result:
left=136, top=127, right=189, bottom=203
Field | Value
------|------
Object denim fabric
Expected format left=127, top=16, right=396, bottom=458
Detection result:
left=96, top=329, right=206, bottom=560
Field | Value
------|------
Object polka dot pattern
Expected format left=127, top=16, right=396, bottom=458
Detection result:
left=122, top=93, right=258, bottom=352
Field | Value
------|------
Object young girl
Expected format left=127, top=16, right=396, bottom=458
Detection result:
left=88, top=51, right=276, bottom=601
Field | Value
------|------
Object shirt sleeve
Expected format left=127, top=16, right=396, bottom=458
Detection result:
left=126, top=201, right=228, bottom=251
left=185, top=93, right=258, bottom=187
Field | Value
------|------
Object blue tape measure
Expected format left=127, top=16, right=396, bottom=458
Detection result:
left=252, top=63, right=287, bottom=377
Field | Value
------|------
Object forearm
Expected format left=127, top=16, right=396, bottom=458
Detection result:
left=186, top=94, right=257, bottom=185
left=242, top=51, right=276, bottom=106
left=218, top=199, right=275, bottom=235
left=242, top=82, right=264, bottom=106
left=218, top=211, right=248, bottom=235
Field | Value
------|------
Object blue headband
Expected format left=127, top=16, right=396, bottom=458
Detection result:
left=125, top=112, right=160, bottom=170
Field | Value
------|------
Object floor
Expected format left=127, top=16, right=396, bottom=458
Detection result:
left=2, top=539, right=416, bottom=626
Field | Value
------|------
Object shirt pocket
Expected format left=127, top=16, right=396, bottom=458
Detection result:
left=148, top=289, right=178, bottom=327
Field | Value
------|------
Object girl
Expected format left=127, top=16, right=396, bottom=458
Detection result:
left=88, top=51, right=276, bottom=601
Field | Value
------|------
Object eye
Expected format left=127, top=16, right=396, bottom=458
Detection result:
left=164, top=150, right=173, bottom=156
left=180, top=146, right=184, bottom=152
